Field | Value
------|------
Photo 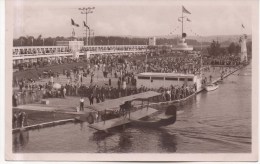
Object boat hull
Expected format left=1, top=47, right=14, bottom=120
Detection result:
left=205, top=85, right=219, bottom=91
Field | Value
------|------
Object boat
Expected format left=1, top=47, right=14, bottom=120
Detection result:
left=205, top=83, right=219, bottom=91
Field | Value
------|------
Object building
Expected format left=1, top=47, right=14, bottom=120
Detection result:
left=136, top=72, right=202, bottom=90
left=56, top=41, right=70, bottom=46
left=239, top=34, right=248, bottom=63
left=149, top=37, right=156, bottom=46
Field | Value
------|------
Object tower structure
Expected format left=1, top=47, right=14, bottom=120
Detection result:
left=239, top=34, right=248, bottom=63
left=172, top=6, right=193, bottom=51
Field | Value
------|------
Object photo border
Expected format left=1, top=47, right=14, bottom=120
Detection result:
left=5, top=0, right=259, bottom=161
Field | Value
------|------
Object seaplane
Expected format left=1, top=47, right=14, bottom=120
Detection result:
left=79, top=91, right=177, bottom=132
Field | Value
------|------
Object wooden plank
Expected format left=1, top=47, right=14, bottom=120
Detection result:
left=88, top=107, right=158, bottom=131
left=12, top=118, right=75, bottom=133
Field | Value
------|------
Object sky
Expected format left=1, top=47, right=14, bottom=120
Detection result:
left=12, top=0, right=253, bottom=38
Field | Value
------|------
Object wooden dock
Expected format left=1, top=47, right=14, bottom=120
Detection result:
left=12, top=118, right=75, bottom=133
left=88, top=107, right=158, bottom=131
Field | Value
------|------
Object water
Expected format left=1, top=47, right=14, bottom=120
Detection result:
left=13, top=64, right=252, bottom=153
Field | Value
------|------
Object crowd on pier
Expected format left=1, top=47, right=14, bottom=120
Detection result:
left=12, top=51, right=242, bottom=107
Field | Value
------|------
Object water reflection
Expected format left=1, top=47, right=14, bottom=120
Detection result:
left=159, top=129, right=177, bottom=152
left=13, top=130, right=29, bottom=151
left=117, top=132, right=132, bottom=152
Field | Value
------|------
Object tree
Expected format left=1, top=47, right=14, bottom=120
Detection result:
left=235, top=44, right=241, bottom=55
left=246, top=41, right=252, bottom=54
left=207, top=40, right=221, bottom=56
left=228, top=42, right=236, bottom=55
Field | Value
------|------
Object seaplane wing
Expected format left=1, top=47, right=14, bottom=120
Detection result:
left=87, top=91, right=161, bottom=112
left=87, top=91, right=162, bottom=131
left=89, top=107, right=158, bottom=131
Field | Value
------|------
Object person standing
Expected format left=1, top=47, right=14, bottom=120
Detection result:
left=50, top=75, right=54, bottom=84
left=122, top=80, right=126, bottom=96
left=96, top=95, right=100, bottom=103
left=89, top=94, right=94, bottom=105
left=108, top=78, right=111, bottom=86
left=12, top=92, right=18, bottom=107
left=63, top=87, right=66, bottom=98
left=80, top=74, right=83, bottom=83
left=79, top=97, right=84, bottom=111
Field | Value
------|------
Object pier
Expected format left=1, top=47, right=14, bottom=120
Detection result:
left=12, top=63, right=247, bottom=133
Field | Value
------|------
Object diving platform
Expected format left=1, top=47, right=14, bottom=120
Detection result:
left=88, top=107, right=158, bottom=131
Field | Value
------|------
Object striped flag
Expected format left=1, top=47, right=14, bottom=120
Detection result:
left=178, top=18, right=182, bottom=22
left=242, top=24, right=245, bottom=28
left=71, top=19, right=79, bottom=27
left=182, top=6, right=191, bottom=14
left=83, top=21, right=90, bottom=29
left=187, top=18, right=191, bottom=22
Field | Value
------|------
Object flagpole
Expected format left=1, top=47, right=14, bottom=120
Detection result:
left=79, top=7, right=95, bottom=46
left=182, top=7, right=183, bottom=38
left=89, top=28, right=91, bottom=45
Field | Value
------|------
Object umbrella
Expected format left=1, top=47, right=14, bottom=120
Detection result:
left=53, top=83, right=61, bottom=89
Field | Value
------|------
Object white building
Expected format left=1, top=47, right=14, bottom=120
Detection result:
left=239, top=34, right=248, bottom=63
left=69, top=40, right=84, bottom=59
left=149, top=37, right=156, bottom=46
left=136, top=72, right=202, bottom=90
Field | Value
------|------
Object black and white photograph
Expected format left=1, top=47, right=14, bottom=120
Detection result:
left=5, top=0, right=258, bottom=161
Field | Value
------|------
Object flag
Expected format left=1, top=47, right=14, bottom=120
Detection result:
left=242, top=24, right=245, bottom=28
left=187, top=18, right=191, bottom=22
left=71, top=19, right=79, bottom=27
left=178, top=18, right=181, bottom=22
left=83, top=21, right=89, bottom=29
left=182, top=6, right=191, bottom=14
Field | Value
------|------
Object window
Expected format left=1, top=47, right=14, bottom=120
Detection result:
left=179, top=78, right=185, bottom=81
left=188, top=78, right=193, bottom=81
left=151, top=77, right=164, bottom=80
left=165, top=77, right=178, bottom=81
left=138, top=76, right=150, bottom=80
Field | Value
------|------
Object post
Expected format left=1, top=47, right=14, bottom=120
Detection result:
left=147, top=99, right=149, bottom=111
left=86, top=13, right=88, bottom=45
left=79, top=7, right=95, bottom=46
left=104, top=109, right=106, bottom=124
left=181, top=11, right=183, bottom=38
left=92, top=30, right=95, bottom=45
left=88, top=28, right=91, bottom=45
left=145, top=53, right=148, bottom=72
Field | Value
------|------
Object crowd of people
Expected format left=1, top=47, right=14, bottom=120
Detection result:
left=13, top=110, right=28, bottom=128
left=13, top=50, right=244, bottom=109
left=203, top=55, right=241, bottom=66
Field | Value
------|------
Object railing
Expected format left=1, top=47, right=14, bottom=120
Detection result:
left=13, top=45, right=149, bottom=60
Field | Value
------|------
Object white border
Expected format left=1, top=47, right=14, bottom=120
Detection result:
left=3, top=0, right=259, bottom=162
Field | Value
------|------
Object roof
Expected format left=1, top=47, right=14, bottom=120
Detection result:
left=87, top=91, right=161, bottom=111
left=136, top=72, right=195, bottom=78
